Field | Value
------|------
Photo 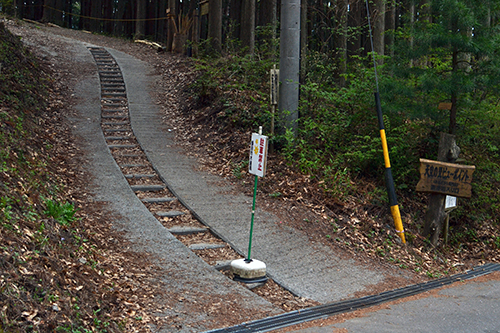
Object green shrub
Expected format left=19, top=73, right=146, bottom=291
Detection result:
left=44, top=199, right=76, bottom=226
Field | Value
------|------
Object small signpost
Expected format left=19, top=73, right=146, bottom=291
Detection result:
left=269, top=66, right=279, bottom=143
left=445, top=195, right=457, bottom=210
left=443, top=195, right=458, bottom=245
left=270, top=66, right=279, bottom=106
left=417, top=156, right=475, bottom=244
left=230, top=127, right=268, bottom=284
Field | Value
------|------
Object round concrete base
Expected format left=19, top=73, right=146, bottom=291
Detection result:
left=230, top=258, right=267, bottom=283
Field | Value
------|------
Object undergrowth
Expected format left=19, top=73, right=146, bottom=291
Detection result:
left=187, top=38, right=500, bottom=275
left=0, top=21, right=113, bottom=332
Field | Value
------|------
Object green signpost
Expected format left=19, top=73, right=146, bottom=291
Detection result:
left=230, top=127, right=269, bottom=283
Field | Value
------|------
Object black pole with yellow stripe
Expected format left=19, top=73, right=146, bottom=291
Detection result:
left=374, top=92, right=406, bottom=243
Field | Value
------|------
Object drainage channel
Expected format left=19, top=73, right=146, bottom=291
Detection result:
left=206, top=262, right=500, bottom=333
left=87, top=47, right=292, bottom=297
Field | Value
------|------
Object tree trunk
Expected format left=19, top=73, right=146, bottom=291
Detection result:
left=347, top=0, right=365, bottom=57
left=13, top=0, right=20, bottom=19
left=103, top=0, right=114, bottom=34
left=421, top=0, right=431, bottom=23
left=54, top=0, right=64, bottom=25
left=34, top=0, right=44, bottom=20
left=373, top=0, right=385, bottom=63
left=241, top=0, right=255, bottom=54
left=229, top=0, right=242, bottom=40
left=300, top=0, right=307, bottom=83
left=157, top=0, right=168, bottom=43
left=409, top=0, right=415, bottom=67
left=316, top=0, right=325, bottom=52
left=114, top=0, right=126, bottom=36
left=90, top=0, right=102, bottom=32
left=192, top=8, right=200, bottom=56
left=385, top=0, right=395, bottom=56
left=258, top=0, right=276, bottom=28
left=64, top=0, right=73, bottom=28
left=167, top=0, right=177, bottom=51
left=258, top=0, right=277, bottom=55
left=423, top=133, right=461, bottom=246
left=208, top=0, right=223, bottom=54
left=449, top=48, right=458, bottom=135
left=42, top=0, right=55, bottom=22
left=136, top=0, right=147, bottom=39
left=336, top=0, right=348, bottom=86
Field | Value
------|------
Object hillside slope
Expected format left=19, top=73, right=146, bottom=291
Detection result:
left=0, top=20, right=170, bottom=332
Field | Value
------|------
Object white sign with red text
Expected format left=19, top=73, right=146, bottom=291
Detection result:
left=249, top=133, right=268, bottom=177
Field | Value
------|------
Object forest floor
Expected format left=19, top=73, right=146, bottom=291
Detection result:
left=2, top=18, right=499, bottom=332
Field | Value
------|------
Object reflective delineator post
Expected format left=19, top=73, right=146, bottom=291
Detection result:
left=375, top=93, right=406, bottom=243
left=365, top=0, right=405, bottom=244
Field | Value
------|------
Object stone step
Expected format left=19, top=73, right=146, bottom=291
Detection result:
left=124, top=174, right=156, bottom=179
left=102, top=109, right=126, bottom=113
left=108, top=144, right=137, bottom=149
left=100, top=79, right=124, bottom=83
left=102, top=91, right=126, bottom=95
left=188, top=243, right=226, bottom=250
left=103, top=87, right=126, bottom=92
left=101, top=98, right=127, bottom=103
left=131, top=184, right=165, bottom=192
left=102, top=115, right=128, bottom=119
left=99, top=75, right=122, bottom=80
left=99, top=71, right=121, bottom=75
left=105, top=136, right=131, bottom=141
left=156, top=210, right=185, bottom=218
left=168, top=226, right=208, bottom=235
left=102, top=84, right=125, bottom=88
left=121, top=164, right=148, bottom=168
left=102, top=93, right=127, bottom=98
left=121, top=154, right=141, bottom=158
left=104, top=128, right=130, bottom=133
left=141, top=197, right=176, bottom=203
left=102, top=122, right=129, bottom=126
left=102, top=103, right=125, bottom=108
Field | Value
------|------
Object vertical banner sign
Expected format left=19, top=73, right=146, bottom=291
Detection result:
left=249, top=133, right=268, bottom=177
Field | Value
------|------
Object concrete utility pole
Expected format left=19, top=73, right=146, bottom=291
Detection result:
left=279, top=0, right=301, bottom=137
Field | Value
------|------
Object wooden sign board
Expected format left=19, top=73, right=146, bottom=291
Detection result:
left=416, top=159, right=475, bottom=198
left=200, top=0, right=209, bottom=16
left=438, top=102, right=452, bottom=110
